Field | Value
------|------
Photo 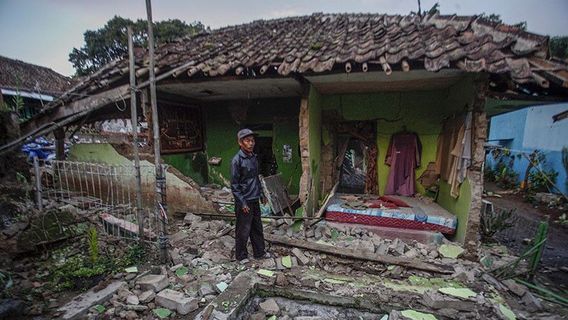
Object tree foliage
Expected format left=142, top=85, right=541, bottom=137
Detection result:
left=478, top=13, right=527, bottom=31
left=549, top=36, right=568, bottom=60
left=69, top=16, right=207, bottom=76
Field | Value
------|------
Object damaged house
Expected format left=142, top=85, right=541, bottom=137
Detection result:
left=0, top=55, right=73, bottom=119
left=5, top=13, right=568, bottom=255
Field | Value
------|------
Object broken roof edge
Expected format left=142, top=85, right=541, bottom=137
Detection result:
left=0, top=55, right=74, bottom=97
left=40, top=12, right=565, bottom=112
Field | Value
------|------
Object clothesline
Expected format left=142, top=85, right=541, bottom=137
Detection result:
left=485, top=144, right=568, bottom=200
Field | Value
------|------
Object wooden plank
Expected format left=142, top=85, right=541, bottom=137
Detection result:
left=315, top=181, right=338, bottom=219
left=100, top=212, right=156, bottom=240
left=184, top=211, right=323, bottom=220
left=265, top=234, right=454, bottom=274
left=22, top=84, right=131, bottom=135
left=260, top=174, right=294, bottom=216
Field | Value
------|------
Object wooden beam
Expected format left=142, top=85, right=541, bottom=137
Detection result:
left=53, top=128, right=65, bottom=161
left=180, top=211, right=323, bottom=220
left=315, top=182, right=338, bottom=219
left=265, top=234, right=454, bottom=274
left=22, top=84, right=131, bottom=136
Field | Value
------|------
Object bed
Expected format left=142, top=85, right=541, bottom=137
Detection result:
left=324, top=193, right=457, bottom=235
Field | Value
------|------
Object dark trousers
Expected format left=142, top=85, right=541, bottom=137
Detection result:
left=235, top=200, right=265, bottom=260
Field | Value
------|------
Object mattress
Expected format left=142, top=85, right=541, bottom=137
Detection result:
left=324, top=193, right=457, bottom=235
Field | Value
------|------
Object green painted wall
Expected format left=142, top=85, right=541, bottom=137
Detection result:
left=69, top=143, right=131, bottom=165
left=272, top=117, right=302, bottom=194
left=321, top=89, right=462, bottom=195
left=320, top=75, right=477, bottom=242
left=163, top=152, right=209, bottom=185
left=163, top=98, right=302, bottom=194
left=435, top=76, right=476, bottom=242
left=437, top=179, right=471, bottom=243
left=201, top=105, right=239, bottom=186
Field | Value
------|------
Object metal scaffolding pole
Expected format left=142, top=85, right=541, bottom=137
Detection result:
left=127, top=26, right=145, bottom=244
left=145, top=0, right=168, bottom=263
left=33, top=156, right=43, bottom=210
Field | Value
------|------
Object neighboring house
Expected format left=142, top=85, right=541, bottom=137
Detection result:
left=4, top=13, right=568, bottom=247
left=487, top=103, right=568, bottom=194
left=0, top=55, right=72, bottom=119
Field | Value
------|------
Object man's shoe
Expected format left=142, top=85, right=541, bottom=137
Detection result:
left=254, top=252, right=273, bottom=260
left=238, top=258, right=250, bottom=265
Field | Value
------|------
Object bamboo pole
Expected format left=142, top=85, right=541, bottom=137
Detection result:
left=33, top=156, right=43, bottom=210
left=145, top=0, right=168, bottom=263
left=127, top=26, right=145, bottom=243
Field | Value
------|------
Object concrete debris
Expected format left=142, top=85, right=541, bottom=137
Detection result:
left=422, top=289, right=475, bottom=311
left=501, top=279, right=528, bottom=297
left=57, top=281, right=125, bottom=320
left=404, top=248, right=419, bottom=259
left=292, top=248, right=310, bottom=265
left=452, top=265, right=475, bottom=283
left=5, top=192, right=559, bottom=320
left=138, top=291, right=155, bottom=304
left=199, top=282, right=216, bottom=296
left=126, top=295, right=139, bottom=305
left=250, top=311, right=266, bottom=320
left=169, top=230, right=189, bottom=245
left=136, top=274, right=169, bottom=292
left=276, top=273, right=289, bottom=286
left=183, top=212, right=202, bottom=225
left=438, top=244, right=464, bottom=259
left=155, top=289, right=199, bottom=315
left=521, top=291, right=543, bottom=312
left=259, top=298, right=280, bottom=315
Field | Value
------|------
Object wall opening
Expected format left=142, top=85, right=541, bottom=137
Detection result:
left=338, top=137, right=367, bottom=193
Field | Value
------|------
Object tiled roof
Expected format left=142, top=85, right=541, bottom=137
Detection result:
left=54, top=13, right=568, bottom=105
left=0, top=55, right=73, bottom=97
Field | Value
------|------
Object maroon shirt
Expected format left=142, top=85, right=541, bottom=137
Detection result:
left=384, top=132, right=422, bottom=196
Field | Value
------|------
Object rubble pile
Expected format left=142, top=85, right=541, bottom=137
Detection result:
left=267, top=220, right=443, bottom=261
left=2, top=198, right=566, bottom=319
left=74, top=212, right=565, bottom=319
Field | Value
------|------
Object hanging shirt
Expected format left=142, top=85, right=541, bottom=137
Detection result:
left=384, top=132, right=422, bottom=196
left=448, top=111, right=472, bottom=198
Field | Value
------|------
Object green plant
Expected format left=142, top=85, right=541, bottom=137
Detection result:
left=120, top=244, right=145, bottom=267
left=556, top=213, right=568, bottom=225
left=480, top=207, right=516, bottom=241
left=0, top=270, right=14, bottom=297
left=562, top=147, right=568, bottom=191
left=48, top=254, right=105, bottom=292
left=0, top=101, right=10, bottom=113
left=15, top=172, right=27, bottom=184
left=488, top=148, right=519, bottom=189
left=494, top=163, right=519, bottom=189
left=11, top=94, right=24, bottom=114
left=528, top=169, right=558, bottom=194
left=87, top=227, right=99, bottom=265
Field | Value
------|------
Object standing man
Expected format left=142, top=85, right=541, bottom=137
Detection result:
left=231, top=129, right=269, bottom=263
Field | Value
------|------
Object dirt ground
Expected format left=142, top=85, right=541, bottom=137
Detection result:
left=484, top=182, right=568, bottom=292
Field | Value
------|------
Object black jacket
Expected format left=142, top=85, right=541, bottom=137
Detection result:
left=230, top=149, right=262, bottom=208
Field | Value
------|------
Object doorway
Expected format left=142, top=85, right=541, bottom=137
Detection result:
left=339, top=137, right=367, bottom=193
left=254, top=136, right=278, bottom=177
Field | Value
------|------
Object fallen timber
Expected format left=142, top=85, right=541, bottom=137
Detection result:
left=265, top=234, right=454, bottom=274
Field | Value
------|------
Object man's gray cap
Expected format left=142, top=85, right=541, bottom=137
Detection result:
left=237, top=128, right=257, bottom=140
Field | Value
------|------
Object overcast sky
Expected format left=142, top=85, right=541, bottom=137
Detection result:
left=1, top=0, right=567, bottom=77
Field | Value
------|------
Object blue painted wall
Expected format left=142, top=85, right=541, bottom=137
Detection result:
left=487, top=103, right=568, bottom=194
